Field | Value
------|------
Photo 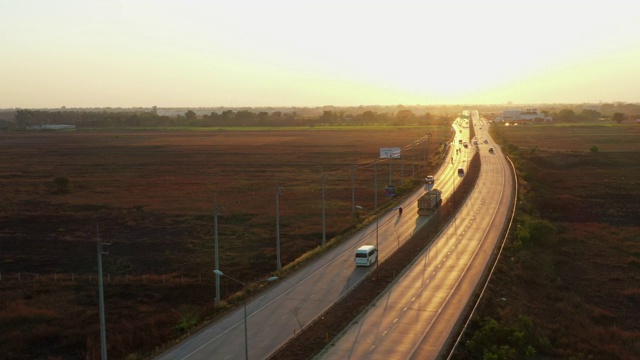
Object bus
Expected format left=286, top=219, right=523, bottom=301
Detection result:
left=355, top=245, right=378, bottom=267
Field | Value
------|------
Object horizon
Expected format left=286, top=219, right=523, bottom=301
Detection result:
left=2, top=0, right=639, bottom=108
left=4, top=101, right=638, bottom=112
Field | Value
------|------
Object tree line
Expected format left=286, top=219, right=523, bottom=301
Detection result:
left=13, top=109, right=453, bottom=128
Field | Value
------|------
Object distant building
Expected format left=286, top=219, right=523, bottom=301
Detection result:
left=27, top=124, right=76, bottom=130
left=500, top=108, right=551, bottom=123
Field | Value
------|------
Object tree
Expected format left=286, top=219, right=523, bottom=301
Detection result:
left=556, top=109, right=576, bottom=122
left=578, top=109, right=602, bottom=121
left=362, top=110, right=377, bottom=123
left=394, top=110, right=415, bottom=125
left=185, top=110, right=197, bottom=123
left=612, top=112, right=625, bottom=124
left=53, top=177, right=72, bottom=194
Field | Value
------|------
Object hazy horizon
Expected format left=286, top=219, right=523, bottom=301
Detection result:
left=2, top=0, right=639, bottom=108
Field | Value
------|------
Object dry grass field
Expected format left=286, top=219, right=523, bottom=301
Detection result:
left=0, top=126, right=447, bottom=359
left=454, top=123, right=640, bottom=359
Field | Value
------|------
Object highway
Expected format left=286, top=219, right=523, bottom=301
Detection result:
left=317, top=111, right=514, bottom=359
left=155, top=111, right=510, bottom=360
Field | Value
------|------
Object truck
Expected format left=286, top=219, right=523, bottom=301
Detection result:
left=417, top=189, right=442, bottom=216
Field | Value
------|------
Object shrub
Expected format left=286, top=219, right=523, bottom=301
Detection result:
left=52, top=176, right=72, bottom=194
left=515, top=215, right=557, bottom=246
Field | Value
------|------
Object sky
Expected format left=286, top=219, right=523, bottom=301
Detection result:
left=1, top=0, right=639, bottom=108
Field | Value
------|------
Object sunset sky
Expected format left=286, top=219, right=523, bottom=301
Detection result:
left=2, top=0, right=639, bottom=108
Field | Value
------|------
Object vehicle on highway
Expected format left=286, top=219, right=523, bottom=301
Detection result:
left=384, top=185, right=396, bottom=196
left=458, top=168, right=465, bottom=176
left=489, top=147, right=494, bottom=153
left=425, top=175, right=435, bottom=184
left=355, top=245, right=378, bottom=267
left=417, top=189, right=442, bottom=216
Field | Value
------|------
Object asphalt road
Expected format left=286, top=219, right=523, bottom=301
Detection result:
left=317, top=111, right=514, bottom=359
left=155, top=112, right=495, bottom=360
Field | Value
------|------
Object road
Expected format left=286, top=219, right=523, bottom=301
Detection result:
left=317, top=111, right=514, bottom=359
left=154, top=112, right=499, bottom=360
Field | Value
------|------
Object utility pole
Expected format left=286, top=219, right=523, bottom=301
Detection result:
left=374, top=160, right=378, bottom=209
left=321, top=174, right=326, bottom=246
left=276, top=184, right=282, bottom=270
left=96, top=225, right=110, bottom=360
left=375, top=219, right=379, bottom=270
left=214, top=197, right=222, bottom=305
left=351, top=165, right=356, bottom=216
left=401, top=151, right=404, bottom=184
left=424, top=134, right=429, bottom=173
left=411, top=143, right=415, bottom=179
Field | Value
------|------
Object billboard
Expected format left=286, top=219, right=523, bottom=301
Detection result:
left=380, top=147, right=401, bottom=159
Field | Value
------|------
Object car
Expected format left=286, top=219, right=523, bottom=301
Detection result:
left=483, top=139, right=489, bottom=144
left=458, top=139, right=463, bottom=144
left=458, top=168, right=464, bottom=176
left=425, top=175, right=435, bottom=184
left=384, top=185, right=396, bottom=195
left=463, top=142, right=468, bottom=148
left=489, top=147, right=494, bottom=153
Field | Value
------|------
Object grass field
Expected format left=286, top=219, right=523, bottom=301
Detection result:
left=454, top=122, right=640, bottom=359
left=499, top=122, right=640, bottom=152
left=0, top=126, right=448, bottom=359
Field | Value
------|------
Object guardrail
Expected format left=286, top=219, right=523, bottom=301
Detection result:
left=443, top=153, right=519, bottom=359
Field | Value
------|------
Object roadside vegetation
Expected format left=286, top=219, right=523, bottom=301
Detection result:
left=453, top=122, right=640, bottom=359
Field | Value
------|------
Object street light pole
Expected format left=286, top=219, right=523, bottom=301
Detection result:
left=214, top=201, right=221, bottom=305
left=276, top=185, right=282, bottom=271
left=213, top=270, right=248, bottom=360
left=376, top=219, right=379, bottom=270
left=96, top=225, right=109, bottom=360
left=321, top=174, right=326, bottom=246
left=351, top=165, right=356, bottom=216
left=374, top=160, right=378, bottom=209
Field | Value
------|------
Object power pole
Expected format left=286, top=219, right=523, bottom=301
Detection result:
left=375, top=219, right=379, bottom=269
left=374, top=160, right=378, bottom=209
left=214, top=198, right=222, bottom=305
left=321, top=174, right=326, bottom=246
left=401, top=152, right=404, bottom=184
left=424, top=134, right=428, bottom=174
left=351, top=165, right=356, bottom=216
left=276, top=184, right=282, bottom=270
left=96, top=225, right=110, bottom=360
left=412, top=142, right=415, bottom=179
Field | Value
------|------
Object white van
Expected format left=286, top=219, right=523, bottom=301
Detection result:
left=355, top=245, right=378, bottom=267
